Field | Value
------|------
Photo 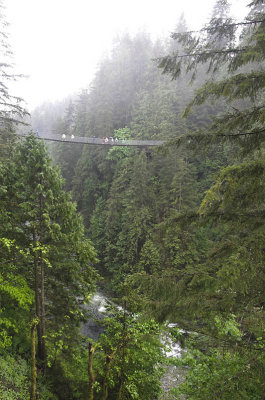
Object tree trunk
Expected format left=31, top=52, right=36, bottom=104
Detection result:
left=88, top=342, right=95, bottom=400
left=117, top=377, right=123, bottom=400
left=117, top=304, right=127, bottom=400
left=33, top=229, right=42, bottom=358
left=30, top=319, right=38, bottom=400
left=39, top=192, right=46, bottom=364
left=102, top=355, right=111, bottom=400
left=40, top=255, right=46, bottom=363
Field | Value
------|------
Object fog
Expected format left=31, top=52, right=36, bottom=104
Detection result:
left=5, top=0, right=247, bottom=110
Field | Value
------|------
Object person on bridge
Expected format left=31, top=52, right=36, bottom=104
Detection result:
left=62, top=134, right=66, bottom=140
left=71, top=134, right=75, bottom=139
left=104, top=137, right=109, bottom=143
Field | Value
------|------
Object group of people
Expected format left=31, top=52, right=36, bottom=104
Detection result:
left=34, top=131, right=125, bottom=143
left=61, top=134, right=75, bottom=140
left=102, top=136, right=120, bottom=144
left=34, top=130, right=75, bottom=140
left=59, top=134, right=122, bottom=143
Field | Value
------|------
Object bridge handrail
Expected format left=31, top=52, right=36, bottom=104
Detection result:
left=16, top=132, right=165, bottom=147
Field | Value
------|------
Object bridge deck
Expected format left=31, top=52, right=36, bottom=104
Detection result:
left=17, top=132, right=165, bottom=147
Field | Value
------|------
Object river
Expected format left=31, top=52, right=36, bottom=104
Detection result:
left=81, top=292, right=187, bottom=399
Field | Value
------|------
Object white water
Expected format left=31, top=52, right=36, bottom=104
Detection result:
left=83, top=292, right=186, bottom=398
left=84, top=292, right=184, bottom=357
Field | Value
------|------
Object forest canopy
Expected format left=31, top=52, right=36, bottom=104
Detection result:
left=1, top=0, right=265, bottom=399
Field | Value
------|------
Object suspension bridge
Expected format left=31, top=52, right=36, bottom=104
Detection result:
left=17, top=132, right=165, bottom=147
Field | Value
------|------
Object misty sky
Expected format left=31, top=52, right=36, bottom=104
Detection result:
left=5, top=0, right=247, bottom=111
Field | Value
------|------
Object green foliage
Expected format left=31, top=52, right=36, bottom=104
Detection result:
left=0, top=354, right=30, bottom=400
left=159, top=0, right=265, bottom=151
left=0, top=134, right=99, bottom=398
left=214, top=314, right=242, bottom=340
left=51, top=99, right=83, bottom=191
left=106, top=128, right=134, bottom=160
left=0, top=238, right=33, bottom=350
left=46, top=335, right=90, bottom=400
left=149, top=2, right=265, bottom=398
left=0, top=354, right=57, bottom=400
left=89, top=308, right=166, bottom=400
left=20, top=6, right=265, bottom=398
left=8, top=135, right=97, bottom=333
left=173, top=339, right=265, bottom=400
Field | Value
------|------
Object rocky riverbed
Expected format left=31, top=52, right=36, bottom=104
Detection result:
left=160, top=364, right=187, bottom=399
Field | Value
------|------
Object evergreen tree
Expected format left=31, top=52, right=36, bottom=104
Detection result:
left=0, top=0, right=28, bottom=127
left=158, top=0, right=265, bottom=150
left=131, top=1, right=265, bottom=397
left=153, top=0, right=265, bottom=320
left=0, top=135, right=98, bottom=364
left=0, top=237, right=33, bottom=350
left=51, top=99, right=83, bottom=191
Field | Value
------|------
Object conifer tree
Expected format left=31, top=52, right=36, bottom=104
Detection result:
left=158, top=0, right=265, bottom=150
left=0, top=135, right=98, bottom=364
left=154, top=0, right=265, bottom=316
left=52, top=99, right=83, bottom=191
left=133, top=2, right=265, bottom=397
left=0, top=0, right=28, bottom=127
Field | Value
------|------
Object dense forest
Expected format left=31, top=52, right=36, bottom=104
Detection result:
left=1, top=0, right=265, bottom=399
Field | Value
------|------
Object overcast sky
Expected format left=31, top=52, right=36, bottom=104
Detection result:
left=5, top=0, right=247, bottom=111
